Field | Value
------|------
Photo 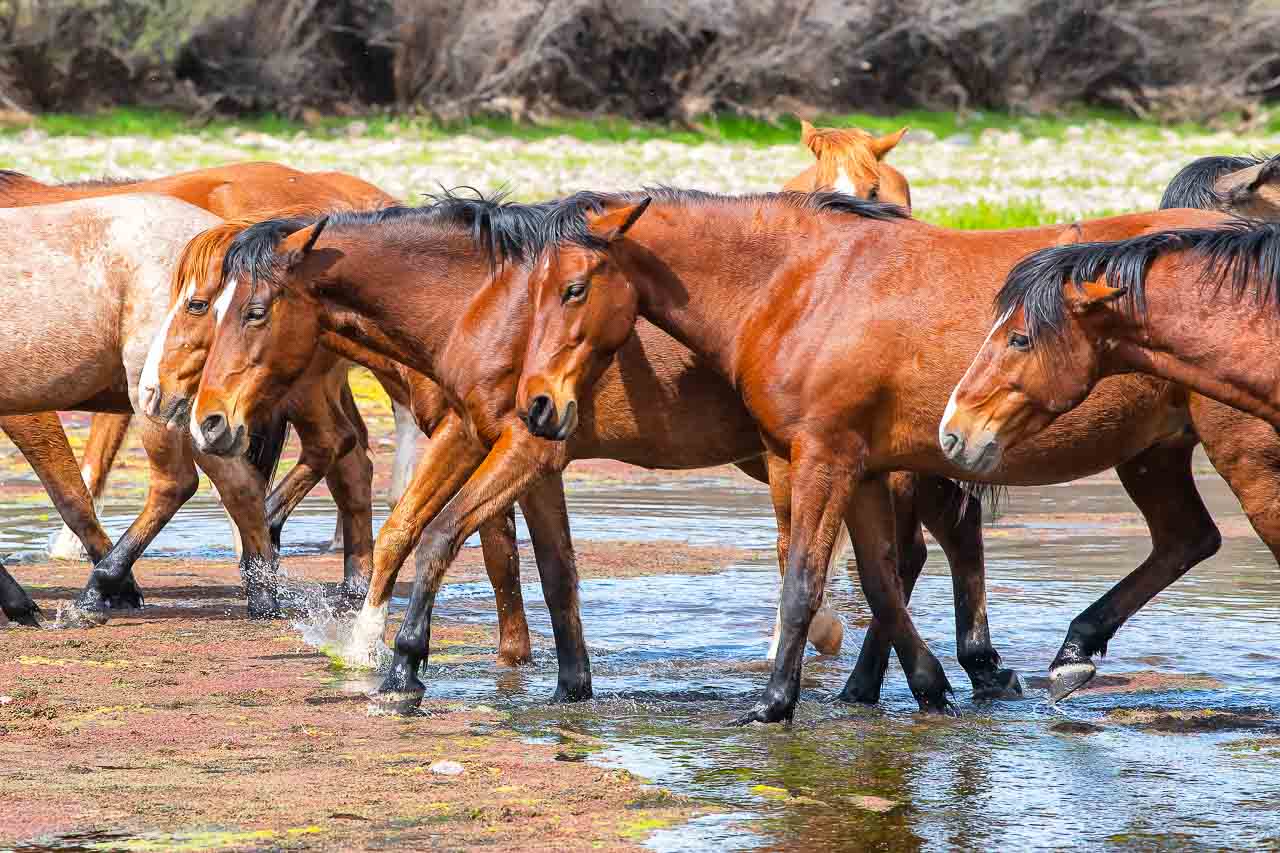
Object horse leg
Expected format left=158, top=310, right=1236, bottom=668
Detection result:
left=917, top=477, right=1020, bottom=700
left=517, top=473, right=591, bottom=700
left=195, top=449, right=282, bottom=619
left=736, top=440, right=862, bottom=724
left=1048, top=441, right=1220, bottom=701
left=329, top=381, right=369, bottom=552
left=470, top=504, right=532, bottom=666
left=0, top=564, right=41, bottom=626
left=73, top=419, right=199, bottom=618
left=44, top=413, right=128, bottom=560
left=1193, top=398, right=1280, bottom=566
left=342, top=413, right=487, bottom=667
left=389, top=399, right=422, bottom=509
left=0, top=413, right=113, bottom=563
left=370, top=427, right=559, bottom=713
left=841, top=471, right=931, bottom=704
left=750, top=452, right=844, bottom=658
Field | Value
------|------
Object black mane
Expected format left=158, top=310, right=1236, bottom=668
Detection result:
left=221, top=188, right=555, bottom=288
left=1160, top=154, right=1270, bottom=211
left=996, top=220, right=1280, bottom=352
left=222, top=186, right=910, bottom=289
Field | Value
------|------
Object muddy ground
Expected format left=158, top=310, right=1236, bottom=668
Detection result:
left=0, top=543, right=759, bottom=851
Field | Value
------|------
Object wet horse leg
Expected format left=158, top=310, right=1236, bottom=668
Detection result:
left=370, top=427, right=565, bottom=713
left=73, top=419, right=200, bottom=617
left=0, top=414, right=113, bottom=564
left=343, top=414, right=530, bottom=668
left=328, top=381, right=369, bottom=553
left=517, top=474, right=591, bottom=701
left=45, top=413, right=129, bottom=560
left=752, top=452, right=844, bottom=657
left=1048, top=441, right=1220, bottom=701
left=1192, top=398, right=1280, bottom=566
left=735, top=438, right=863, bottom=724
left=195, top=448, right=284, bottom=618
left=388, top=400, right=422, bottom=508
left=325, top=436, right=375, bottom=600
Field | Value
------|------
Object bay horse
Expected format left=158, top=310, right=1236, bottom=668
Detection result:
left=0, top=194, right=286, bottom=620
left=1160, top=153, right=1280, bottom=220
left=942, top=221, right=1280, bottom=469
left=176, top=197, right=1021, bottom=714
left=0, top=165, right=402, bottom=588
left=782, top=121, right=911, bottom=211
left=509, top=189, right=1280, bottom=719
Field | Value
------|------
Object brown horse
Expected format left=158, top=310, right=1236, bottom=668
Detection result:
left=942, top=221, right=1280, bottom=469
left=0, top=165, right=396, bottom=587
left=783, top=121, right=911, bottom=210
left=510, top=189, right=1280, bottom=719
left=1160, top=153, right=1280, bottom=219
left=176, top=197, right=1020, bottom=713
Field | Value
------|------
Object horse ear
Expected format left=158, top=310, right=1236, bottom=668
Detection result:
left=800, top=119, right=819, bottom=150
left=871, top=126, right=908, bottom=159
left=281, top=217, right=328, bottom=269
left=586, top=198, right=651, bottom=243
left=1068, top=280, right=1129, bottom=314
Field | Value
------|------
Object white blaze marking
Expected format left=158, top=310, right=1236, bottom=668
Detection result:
left=212, top=282, right=237, bottom=327
left=138, top=277, right=196, bottom=411
left=832, top=168, right=858, bottom=197
left=941, top=307, right=1015, bottom=443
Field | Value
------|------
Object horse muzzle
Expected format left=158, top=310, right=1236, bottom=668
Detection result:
left=939, top=422, right=1002, bottom=476
left=522, top=394, right=578, bottom=441
left=190, top=411, right=246, bottom=457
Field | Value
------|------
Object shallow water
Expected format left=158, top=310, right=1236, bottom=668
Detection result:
left=10, top=465, right=1280, bottom=850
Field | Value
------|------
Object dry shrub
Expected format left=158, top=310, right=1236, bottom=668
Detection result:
left=0, top=0, right=1277, bottom=122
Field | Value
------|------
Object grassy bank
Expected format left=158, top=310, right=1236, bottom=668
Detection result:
left=1, top=107, right=1272, bottom=229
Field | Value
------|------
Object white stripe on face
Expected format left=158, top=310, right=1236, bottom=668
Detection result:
left=212, top=281, right=237, bottom=327
left=941, top=307, right=1016, bottom=435
left=138, top=277, right=197, bottom=411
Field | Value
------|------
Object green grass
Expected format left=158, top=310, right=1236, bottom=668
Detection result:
left=918, top=198, right=1120, bottom=230
left=16, top=104, right=1226, bottom=146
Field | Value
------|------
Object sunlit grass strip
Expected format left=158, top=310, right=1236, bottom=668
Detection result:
left=918, top=199, right=1120, bottom=230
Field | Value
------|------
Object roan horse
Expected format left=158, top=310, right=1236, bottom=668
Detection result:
left=0, top=165, right=397, bottom=608
left=941, top=221, right=1280, bottom=471
left=782, top=121, right=911, bottom=210
left=174, top=197, right=1023, bottom=715
left=510, top=189, right=1280, bottom=720
left=0, top=194, right=288, bottom=621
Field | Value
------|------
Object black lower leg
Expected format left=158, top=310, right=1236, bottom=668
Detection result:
left=0, top=564, right=41, bottom=626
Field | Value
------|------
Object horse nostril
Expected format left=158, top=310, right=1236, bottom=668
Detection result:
left=941, top=432, right=962, bottom=457
left=201, top=413, right=226, bottom=440
left=526, top=394, right=555, bottom=434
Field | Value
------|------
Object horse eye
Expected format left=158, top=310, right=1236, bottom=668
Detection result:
left=1009, top=331, right=1032, bottom=351
left=867, top=187, right=879, bottom=201
left=562, top=282, right=588, bottom=304
left=245, top=305, right=268, bottom=323
left=187, top=299, right=209, bottom=315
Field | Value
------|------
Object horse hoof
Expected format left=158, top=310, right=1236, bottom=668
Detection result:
left=366, top=688, right=426, bottom=717
left=1048, top=660, right=1097, bottom=703
left=104, top=580, right=145, bottom=612
left=915, top=691, right=960, bottom=717
left=246, top=587, right=285, bottom=620
left=8, top=604, right=42, bottom=628
left=550, top=679, right=592, bottom=704
left=731, top=700, right=793, bottom=726
left=974, top=668, right=1024, bottom=701
left=340, top=636, right=387, bottom=669
left=57, top=604, right=110, bottom=629
left=835, top=682, right=881, bottom=706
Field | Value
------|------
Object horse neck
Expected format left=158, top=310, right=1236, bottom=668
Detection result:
left=619, top=206, right=796, bottom=377
left=312, top=230, right=491, bottom=384
left=1107, top=259, right=1280, bottom=426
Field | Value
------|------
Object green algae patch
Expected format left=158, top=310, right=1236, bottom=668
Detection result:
left=618, top=815, right=679, bottom=840
left=91, top=826, right=325, bottom=852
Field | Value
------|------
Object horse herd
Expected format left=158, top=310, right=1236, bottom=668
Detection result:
left=2, top=125, right=1280, bottom=726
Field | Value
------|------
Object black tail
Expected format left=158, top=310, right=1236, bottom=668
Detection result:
left=0, top=563, right=41, bottom=627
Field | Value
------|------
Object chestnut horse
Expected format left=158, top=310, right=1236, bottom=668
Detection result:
left=0, top=165, right=398, bottom=585
left=782, top=121, right=911, bottom=210
left=0, top=194, right=289, bottom=622
left=1160, top=153, right=1280, bottom=220
left=510, top=189, right=1280, bottom=719
left=943, top=221, right=1280, bottom=467
left=177, top=198, right=1022, bottom=714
